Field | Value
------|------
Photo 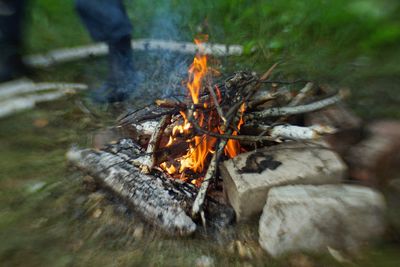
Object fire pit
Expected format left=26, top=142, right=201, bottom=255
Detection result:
left=67, top=38, right=350, bottom=236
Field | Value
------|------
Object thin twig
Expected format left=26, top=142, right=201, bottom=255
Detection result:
left=260, top=62, right=279, bottom=81
left=140, top=115, right=171, bottom=173
left=246, top=90, right=346, bottom=119
left=207, top=84, right=227, bottom=124
left=289, top=82, right=314, bottom=107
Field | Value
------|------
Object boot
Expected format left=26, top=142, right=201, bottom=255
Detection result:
left=92, top=36, right=142, bottom=103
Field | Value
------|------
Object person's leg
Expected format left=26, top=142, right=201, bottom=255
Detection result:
left=0, top=0, right=27, bottom=82
left=75, top=0, right=138, bottom=103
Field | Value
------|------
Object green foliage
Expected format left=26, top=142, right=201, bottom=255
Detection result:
left=26, top=0, right=400, bottom=82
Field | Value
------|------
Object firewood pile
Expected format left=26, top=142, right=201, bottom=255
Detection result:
left=68, top=66, right=348, bottom=235
left=67, top=40, right=351, bottom=236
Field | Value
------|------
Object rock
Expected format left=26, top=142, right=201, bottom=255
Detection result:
left=386, top=179, right=400, bottom=240
left=346, top=120, right=400, bottom=185
left=305, top=105, right=364, bottom=157
left=220, top=141, right=347, bottom=220
left=91, top=208, right=103, bottom=219
left=259, top=185, right=386, bottom=257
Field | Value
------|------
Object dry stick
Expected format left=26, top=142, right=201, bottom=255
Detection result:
left=247, top=92, right=277, bottom=109
left=155, top=99, right=209, bottom=111
left=288, top=82, right=314, bottom=107
left=267, top=124, right=336, bottom=140
left=192, top=74, right=264, bottom=218
left=192, top=122, right=335, bottom=142
left=273, top=82, right=315, bottom=125
left=140, top=115, right=171, bottom=173
left=207, top=84, right=227, bottom=124
left=191, top=121, right=273, bottom=142
left=260, top=62, right=279, bottom=81
left=191, top=99, right=245, bottom=217
left=191, top=129, right=233, bottom=217
left=246, top=90, right=346, bottom=119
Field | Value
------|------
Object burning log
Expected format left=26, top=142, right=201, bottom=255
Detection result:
left=140, top=115, right=171, bottom=173
left=67, top=144, right=197, bottom=236
left=68, top=138, right=235, bottom=233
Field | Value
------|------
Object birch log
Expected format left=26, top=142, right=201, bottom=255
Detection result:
left=67, top=146, right=197, bottom=236
left=25, top=39, right=243, bottom=68
left=0, top=80, right=87, bottom=100
left=269, top=124, right=336, bottom=140
left=0, top=91, right=72, bottom=118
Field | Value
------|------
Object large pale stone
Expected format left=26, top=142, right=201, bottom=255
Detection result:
left=220, top=141, right=347, bottom=220
left=259, top=185, right=386, bottom=257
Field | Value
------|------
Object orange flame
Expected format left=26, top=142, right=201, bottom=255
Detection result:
left=187, top=40, right=208, bottom=104
left=224, top=103, right=246, bottom=158
left=160, top=37, right=244, bottom=183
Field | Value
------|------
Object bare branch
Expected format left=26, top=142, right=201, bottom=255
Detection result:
left=140, top=115, right=171, bottom=173
left=207, top=84, right=227, bottom=124
left=246, top=90, right=347, bottom=119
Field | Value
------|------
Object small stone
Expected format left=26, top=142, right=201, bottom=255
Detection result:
left=305, top=105, right=363, bottom=157
left=346, top=120, right=400, bottom=185
left=259, top=185, right=386, bottom=257
left=91, top=208, right=103, bottom=219
left=195, top=255, right=214, bottom=267
left=221, top=141, right=347, bottom=220
left=133, top=225, right=144, bottom=240
left=235, top=240, right=253, bottom=260
left=33, top=118, right=49, bottom=128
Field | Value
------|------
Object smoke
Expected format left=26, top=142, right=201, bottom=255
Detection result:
left=127, top=0, right=193, bottom=101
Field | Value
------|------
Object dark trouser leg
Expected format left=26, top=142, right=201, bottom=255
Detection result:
left=0, top=0, right=26, bottom=82
left=75, top=0, right=132, bottom=43
left=75, top=0, right=137, bottom=103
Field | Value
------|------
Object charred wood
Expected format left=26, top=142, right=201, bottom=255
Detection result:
left=67, top=146, right=197, bottom=236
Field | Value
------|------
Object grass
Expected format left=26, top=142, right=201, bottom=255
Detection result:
left=0, top=0, right=399, bottom=266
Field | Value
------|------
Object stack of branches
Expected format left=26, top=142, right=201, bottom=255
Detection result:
left=117, top=67, right=346, bottom=222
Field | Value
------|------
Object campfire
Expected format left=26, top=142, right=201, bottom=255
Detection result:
left=158, top=38, right=246, bottom=187
left=68, top=37, right=347, bottom=235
